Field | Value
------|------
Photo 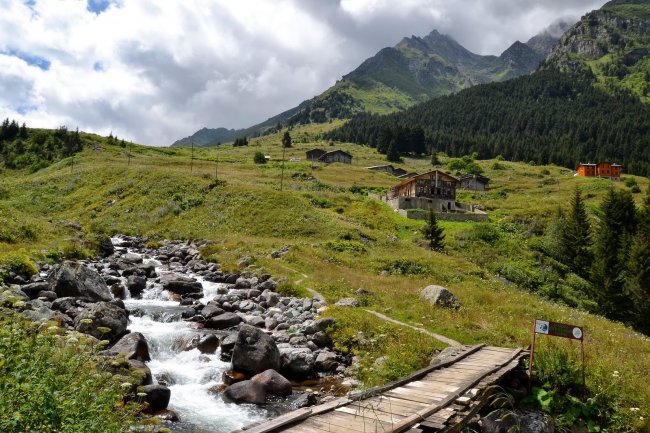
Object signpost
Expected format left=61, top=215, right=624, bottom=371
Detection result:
left=528, top=319, right=585, bottom=392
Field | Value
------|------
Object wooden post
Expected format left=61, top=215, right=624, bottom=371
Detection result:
left=581, top=338, right=586, bottom=388
left=528, top=320, right=537, bottom=394
left=190, top=140, right=194, bottom=174
left=280, top=141, right=286, bottom=192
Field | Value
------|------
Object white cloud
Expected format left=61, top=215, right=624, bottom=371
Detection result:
left=0, top=0, right=608, bottom=146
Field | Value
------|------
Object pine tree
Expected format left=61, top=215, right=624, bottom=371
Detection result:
left=627, top=184, right=650, bottom=333
left=431, top=151, right=440, bottom=166
left=386, top=140, right=400, bottom=162
left=422, top=210, right=445, bottom=251
left=560, top=188, right=593, bottom=276
left=282, top=131, right=292, bottom=148
left=591, top=188, right=637, bottom=321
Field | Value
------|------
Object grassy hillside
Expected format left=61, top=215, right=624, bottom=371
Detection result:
left=1, top=124, right=650, bottom=431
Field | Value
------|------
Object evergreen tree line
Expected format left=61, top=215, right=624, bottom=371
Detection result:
left=546, top=186, right=650, bottom=335
left=0, top=120, right=83, bottom=171
left=233, top=137, right=248, bottom=147
left=327, top=69, right=650, bottom=176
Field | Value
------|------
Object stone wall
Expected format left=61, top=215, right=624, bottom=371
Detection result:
left=399, top=209, right=488, bottom=222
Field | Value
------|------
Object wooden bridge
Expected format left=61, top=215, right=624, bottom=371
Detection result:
left=234, top=345, right=526, bottom=433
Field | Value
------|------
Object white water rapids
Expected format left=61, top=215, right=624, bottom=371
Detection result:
left=117, top=249, right=269, bottom=432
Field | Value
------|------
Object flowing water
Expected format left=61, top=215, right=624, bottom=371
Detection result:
left=115, top=244, right=269, bottom=432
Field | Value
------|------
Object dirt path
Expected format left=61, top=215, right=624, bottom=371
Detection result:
left=363, top=309, right=461, bottom=347
left=278, top=263, right=460, bottom=347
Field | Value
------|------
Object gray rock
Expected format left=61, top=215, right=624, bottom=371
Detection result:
left=98, top=237, right=115, bottom=258
left=140, top=384, right=171, bottom=412
left=335, top=297, right=360, bottom=307
left=74, top=301, right=128, bottom=343
left=245, top=316, right=266, bottom=328
left=20, top=282, right=50, bottom=299
left=160, top=272, right=203, bottom=295
left=103, top=332, right=151, bottom=362
left=205, top=312, right=242, bottom=329
left=280, top=347, right=315, bottom=379
left=37, top=290, right=58, bottom=302
left=128, top=359, right=153, bottom=385
left=315, top=351, right=339, bottom=372
left=196, top=334, right=220, bottom=354
left=126, top=275, right=147, bottom=298
left=49, top=262, right=113, bottom=302
left=220, top=333, right=238, bottom=356
left=122, top=253, right=143, bottom=264
left=200, top=305, right=225, bottom=319
left=232, top=324, right=281, bottom=375
left=222, top=380, right=266, bottom=405
left=251, top=369, right=292, bottom=396
left=420, top=285, right=460, bottom=310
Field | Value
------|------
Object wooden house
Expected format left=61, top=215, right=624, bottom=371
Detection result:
left=306, top=149, right=326, bottom=162
left=367, top=164, right=395, bottom=173
left=318, top=150, right=352, bottom=164
left=392, top=170, right=458, bottom=200
left=392, top=167, right=408, bottom=177
left=577, top=162, right=621, bottom=180
left=460, top=174, right=490, bottom=191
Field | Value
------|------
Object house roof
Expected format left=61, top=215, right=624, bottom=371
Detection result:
left=460, top=174, right=490, bottom=182
left=394, top=170, right=458, bottom=189
left=306, top=148, right=325, bottom=154
left=366, top=164, right=394, bottom=170
left=319, top=149, right=353, bottom=159
left=578, top=163, right=597, bottom=166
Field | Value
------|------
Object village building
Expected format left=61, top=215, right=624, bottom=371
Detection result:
left=367, top=164, right=395, bottom=173
left=577, top=162, right=622, bottom=180
left=460, top=174, right=490, bottom=191
left=370, top=169, right=487, bottom=221
left=306, top=149, right=326, bottom=161
left=318, top=149, right=352, bottom=164
left=366, top=165, right=408, bottom=177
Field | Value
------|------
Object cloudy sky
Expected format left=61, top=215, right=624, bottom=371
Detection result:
left=1, top=0, right=607, bottom=146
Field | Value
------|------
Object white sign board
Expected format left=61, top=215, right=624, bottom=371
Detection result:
left=535, top=320, right=550, bottom=335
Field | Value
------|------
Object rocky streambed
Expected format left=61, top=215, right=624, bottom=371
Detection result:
left=0, top=235, right=355, bottom=432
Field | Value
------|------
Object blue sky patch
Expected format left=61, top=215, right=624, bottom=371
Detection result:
left=93, top=61, right=104, bottom=71
left=16, top=105, right=38, bottom=115
left=3, top=49, right=51, bottom=70
left=87, top=0, right=113, bottom=14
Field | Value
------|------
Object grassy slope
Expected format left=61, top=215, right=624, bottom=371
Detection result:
left=1, top=124, right=650, bottom=427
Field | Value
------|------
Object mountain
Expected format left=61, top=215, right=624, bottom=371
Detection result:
left=545, top=0, right=650, bottom=102
left=284, top=27, right=565, bottom=126
left=172, top=23, right=567, bottom=147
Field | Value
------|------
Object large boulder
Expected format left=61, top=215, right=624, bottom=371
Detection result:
left=251, top=369, right=292, bottom=396
left=280, top=347, right=315, bottom=379
left=20, top=282, right=51, bottom=299
left=315, top=351, right=338, bottom=372
left=222, top=380, right=266, bottom=404
left=204, top=312, right=242, bottom=330
left=232, top=324, right=281, bottom=375
left=420, top=285, right=461, bottom=310
left=49, top=262, right=113, bottom=302
left=140, top=384, right=171, bottom=412
left=126, top=276, right=147, bottom=298
left=74, top=301, right=128, bottom=343
left=103, top=332, right=151, bottom=362
left=160, top=273, right=203, bottom=295
left=98, top=236, right=115, bottom=258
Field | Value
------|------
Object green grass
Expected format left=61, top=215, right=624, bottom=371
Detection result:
left=2, top=123, right=650, bottom=431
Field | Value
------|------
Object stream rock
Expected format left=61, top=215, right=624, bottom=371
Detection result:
left=126, top=276, right=147, bottom=298
left=279, top=347, right=315, bottom=379
left=74, top=301, right=128, bottom=343
left=160, top=273, right=203, bottom=295
left=140, top=384, right=171, bottom=412
left=205, top=312, right=242, bottom=329
left=232, top=324, right=281, bottom=375
left=222, top=380, right=266, bottom=404
left=103, top=332, right=151, bottom=362
left=251, top=369, right=292, bottom=396
left=49, top=262, right=113, bottom=302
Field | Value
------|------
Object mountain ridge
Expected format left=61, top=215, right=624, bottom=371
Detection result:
left=172, top=22, right=569, bottom=147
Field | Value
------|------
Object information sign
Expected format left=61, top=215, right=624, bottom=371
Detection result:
left=534, top=319, right=583, bottom=340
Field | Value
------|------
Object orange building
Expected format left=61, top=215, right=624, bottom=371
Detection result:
left=577, top=162, right=621, bottom=181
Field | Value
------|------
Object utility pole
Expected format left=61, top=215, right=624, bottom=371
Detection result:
left=280, top=140, right=286, bottom=191
left=190, top=140, right=194, bottom=174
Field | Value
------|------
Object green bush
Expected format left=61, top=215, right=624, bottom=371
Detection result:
left=380, top=258, right=431, bottom=276
left=0, top=313, right=137, bottom=432
left=324, top=240, right=366, bottom=253
left=61, top=242, right=92, bottom=260
left=0, top=253, right=38, bottom=280
left=253, top=151, right=266, bottom=164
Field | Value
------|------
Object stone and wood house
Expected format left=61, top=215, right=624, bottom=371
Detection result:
left=459, top=174, right=490, bottom=191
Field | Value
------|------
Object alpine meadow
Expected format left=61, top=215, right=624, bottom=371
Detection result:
left=2, top=1, right=650, bottom=433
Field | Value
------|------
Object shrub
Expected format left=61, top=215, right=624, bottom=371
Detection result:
left=61, top=242, right=92, bottom=260
left=324, top=240, right=366, bottom=253
left=380, top=259, right=431, bottom=276
left=253, top=151, right=266, bottom=164
left=0, top=313, right=138, bottom=432
left=145, top=240, right=161, bottom=250
left=0, top=253, right=38, bottom=280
